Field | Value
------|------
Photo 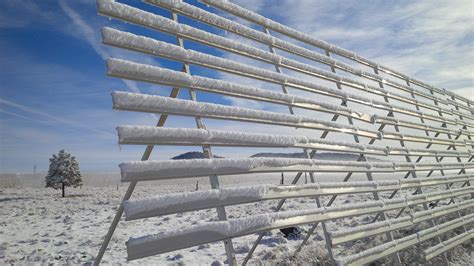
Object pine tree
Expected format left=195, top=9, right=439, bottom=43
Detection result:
left=45, top=150, right=83, bottom=197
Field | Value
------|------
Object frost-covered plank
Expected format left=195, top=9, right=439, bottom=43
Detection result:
left=424, top=230, right=474, bottom=261
left=375, top=116, right=473, bottom=138
left=382, top=131, right=466, bottom=146
left=198, top=0, right=474, bottom=108
left=400, top=174, right=473, bottom=188
left=112, top=91, right=467, bottom=147
left=125, top=188, right=471, bottom=260
left=418, top=213, right=474, bottom=242
left=119, top=158, right=390, bottom=182
left=105, top=56, right=473, bottom=137
left=337, top=215, right=474, bottom=265
left=148, top=0, right=474, bottom=118
left=119, top=156, right=473, bottom=182
left=98, top=0, right=460, bottom=118
left=117, top=125, right=473, bottom=158
left=117, top=126, right=388, bottom=155
left=102, top=23, right=463, bottom=126
left=124, top=176, right=472, bottom=220
left=389, top=146, right=471, bottom=158
left=336, top=235, right=419, bottom=265
left=103, top=52, right=373, bottom=123
left=330, top=201, right=474, bottom=245
left=123, top=182, right=395, bottom=220
left=96, top=4, right=474, bottom=128
left=111, top=91, right=381, bottom=139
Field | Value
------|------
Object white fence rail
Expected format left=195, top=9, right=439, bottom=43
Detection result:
left=94, top=0, right=473, bottom=265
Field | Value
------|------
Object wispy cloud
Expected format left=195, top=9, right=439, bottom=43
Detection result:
left=229, top=0, right=473, bottom=99
left=58, top=0, right=162, bottom=119
left=0, top=97, right=113, bottom=136
left=58, top=1, right=136, bottom=91
left=0, top=0, right=56, bottom=28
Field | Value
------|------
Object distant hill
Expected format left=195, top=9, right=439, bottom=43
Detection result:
left=171, top=151, right=224, bottom=160
left=251, top=152, right=384, bottom=162
left=172, top=151, right=384, bottom=161
left=251, top=152, right=306, bottom=158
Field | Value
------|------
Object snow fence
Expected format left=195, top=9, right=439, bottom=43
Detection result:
left=94, top=0, right=474, bottom=265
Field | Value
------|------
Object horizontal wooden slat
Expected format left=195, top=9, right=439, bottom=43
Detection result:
left=125, top=187, right=472, bottom=260
left=117, top=126, right=472, bottom=157
left=101, top=24, right=470, bottom=127
left=119, top=156, right=473, bottom=182
left=117, top=126, right=386, bottom=155
left=124, top=175, right=473, bottom=220
left=148, top=0, right=474, bottom=118
left=198, top=0, right=474, bottom=109
left=98, top=0, right=471, bottom=123
left=337, top=215, right=473, bottom=265
left=100, top=40, right=472, bottom=136
left=111, top=90, right=381, bottom=139
left=329, top=200, right=474, bottom=245
left=100, top=39, right=374, bottom=123
left=111, top=91, right=468, bottom=146
left=424, top=230, right=474, bottom=261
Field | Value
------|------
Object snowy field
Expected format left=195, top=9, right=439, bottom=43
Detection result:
left=1, top=172, right=472, bottom=265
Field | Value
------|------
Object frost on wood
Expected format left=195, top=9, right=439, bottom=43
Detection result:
left=337, top=215, right=474, bottom=265
left=329, top=200, right=474, bottom=244
left=101, top=26, right=460, bottom=125
left=118, top=156, right=473, bottom=182
left=124, top=187, right=472, bottom=260
left=103, top=22, right=472, bottom=131
left=119, top=157, right=391, bottom=182
left=123, top=174, right=473, bottom=220
left=111, top=91, right=381, bottom=139
left=96, top=0, right=474, bottom=263
left=424, top=229, right=474, bottom=260
left=104, top=53, right=373, bottom=122
left=116, top=126, right=474, bottom=158
left=149, top=0, right=465, bottom=116
left=198, top=0, right=472, bottom=106
left=116, top=126, right=387, bottom=154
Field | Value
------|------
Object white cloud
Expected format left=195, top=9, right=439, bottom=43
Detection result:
left=58, top=0, right=160, bottom=119
left=0, top=97, right=113, bottom=137
left=229, top=0, right=473, bottom=98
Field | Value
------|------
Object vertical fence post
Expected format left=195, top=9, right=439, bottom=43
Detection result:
left=171, top=11, right=237, bottom=266
left=94, top=87, right=180, bottom=265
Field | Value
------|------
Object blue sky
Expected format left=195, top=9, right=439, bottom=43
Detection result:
left=0, top=0, right=472, bottom=173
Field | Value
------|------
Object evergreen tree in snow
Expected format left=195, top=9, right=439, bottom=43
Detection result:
left=45, top=150, right=83, bottom=197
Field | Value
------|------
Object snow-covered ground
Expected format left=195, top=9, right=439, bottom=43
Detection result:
left=1, top=173, right=472, bottom=265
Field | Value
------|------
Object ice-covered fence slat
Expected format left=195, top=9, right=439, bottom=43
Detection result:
left=102, top=27, right=469, bottom=128
left=329, top=200, right=474, bottom=245
left=149, top=0, right=474, bottom=117
left=104, top=53, right=373, bottom=124
left=99, top=0, right=449, bottom=114
left=424, top=230, right=474, bottom=261
left=125, top=187, right=472, bottom=260
left=96, top=0, right=474, bottom=264
left=117, top=126, right=387, bottom=155
left=337, top=215, right=474, bottom=265
left=199, top=0, right=474, bottom=108
left=104, top=54, right=472, bottom=137
left=111, top=91, right=381, bottom=140
left=119, top=157, right=473, bottom=182
left=374, top=115, right=472, bottom=138
left=112, top=91, right=469, bottom=146
left=123, top=175, right=473, bottom=220
left=116, top=126, right=472, bottom=158
left=99, top=0, right=460, bottom=119
left=97, top=1, right=474, bottom=123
